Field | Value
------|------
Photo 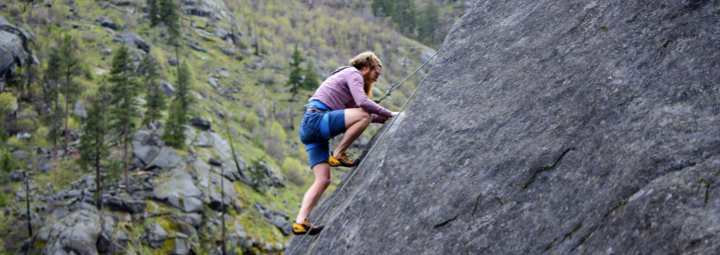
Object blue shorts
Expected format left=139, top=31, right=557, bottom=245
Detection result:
left=299, top=109, right=346, bottom=168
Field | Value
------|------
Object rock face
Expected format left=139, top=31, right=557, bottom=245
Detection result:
left=35, top=209, right=116, bottom=255
left=0, top=17, right=33, bottom=81
left=120, top=33, right=150, bottom=53
left=291, top=1, right=720, bottom=254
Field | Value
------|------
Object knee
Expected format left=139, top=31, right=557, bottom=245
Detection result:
left=359, top=110, right=371, bottom=123
left=317, top=177, right=331, bottom=188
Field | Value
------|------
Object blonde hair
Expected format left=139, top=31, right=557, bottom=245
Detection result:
left=349, top=52, right=383, bottom=70
left=350, top=52, right=382, bottom=97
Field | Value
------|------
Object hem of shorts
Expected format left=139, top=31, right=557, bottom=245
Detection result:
left=310, top=160, right=329, bottom=169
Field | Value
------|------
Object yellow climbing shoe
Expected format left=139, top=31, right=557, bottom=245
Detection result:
left=292, top=221, right=324, bottom=235
left=329, top=153, right=357, bottom=167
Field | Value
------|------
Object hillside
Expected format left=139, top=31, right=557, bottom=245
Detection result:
left=0, top=0, right=448, bottom=254
left=290, top=0, right=720, bottom=254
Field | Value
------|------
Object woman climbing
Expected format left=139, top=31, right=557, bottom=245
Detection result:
left=293, top=52, right=399, bottom=235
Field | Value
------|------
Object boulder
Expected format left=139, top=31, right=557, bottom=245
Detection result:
left=145, top=147, right=181, bottom=170
left=153, top=169, right=203, bottom=212
left=132, top=141, right=160, bottom=166
left=208, top=77, right=219, bottom=88
left=218, top=47, right=235, bottom=56
left=182, top=5, right=212, bottom=16
left=102, top=48, right=113, bottom=56
left=181, top=197, right=204, bottom=213
left=189, top=116, right=211, bottom=130
left=214, top=66, right=230, bottom=78
left=193, top=131, right=213, bottom=147
left=96, top=230, right=112, bottom=253
left=188, top=41, right=206, bottom=52
left=9, top=170, right=25, bottom=182
left=160, top=81, right=175, bottom=97
left=291, top=1, right=720, bottom=254
left=214, top=28, right=228, bottom=40
left=12, top=150, right=26, bottom=161
left=108, top=229, right=129, bottom=254
left=71, top=24, right=93, bottom=30
left=120, top=33, right=150, bottom=53
left=208, top=157, right=223, bottom=167
left=113, top=0, right=132, bottom=6
left=123, top=199, right=146, bottom=214
left=168, top=57, right=179, bottom=66
left=73, top=99, right=87, bottom=120
left=35, top=210, right=110, bottom=254
left=0, top=30, right=27, bottom=80
left=270, top=215, right=292, bottom=236
left=146, top=222, right=167, bottom=248
left=95, top=16, right=118, bottom=30
left=177, top=212, right=202, bottom=229
left=103, top=196, right=125, bottom=212
left=41, top=163, right=52, bottom=174
left=171, top=233, right=191, bottom=255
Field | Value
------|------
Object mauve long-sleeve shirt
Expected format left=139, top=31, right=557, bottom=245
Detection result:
left=308, top=66, right=392, bottom=123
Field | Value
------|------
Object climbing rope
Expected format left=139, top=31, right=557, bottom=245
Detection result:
left=287, top=48, right=440, bottom=255
left=374, top=49, right=440, bottom=104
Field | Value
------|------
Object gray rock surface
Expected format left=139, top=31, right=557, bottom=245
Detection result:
left=145, top=147, right=181, bottom=170
left=291, top=1, right=720, bottom=254
left=132, top=141, right=160, bottom=166
left=190, top=116, right=212, bottom=130
left=120, top=32, right=150, bottom=53
left=147, top=222, right=167, bottom=248
left=168, top=57, right=179, bottom=66
left=172, top=233, right=191, bottom=255
left=35, top=209, right=115, bottom=255
left=214, top=28, right=228, bottom=40
left=153, top=169, right=203, bottom=212
left=160, top=80, right=175, bottom=97
left=72, top=99, right=87, bottom=120
left=123, top=199, right=146, bottom=214
left=96, top=16, right=118, bottom=30
left=0, top=30, right=27, bottom=80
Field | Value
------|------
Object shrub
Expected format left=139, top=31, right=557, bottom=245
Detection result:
left=281, top=157, right=306, bottom=186
left=1, top=150, right=19, bottom=174
left=264, top=121, right=287, bottom=158
left=244, top=111, right=259, bottom=131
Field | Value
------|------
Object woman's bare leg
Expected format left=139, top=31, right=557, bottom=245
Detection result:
left=296, top=162, right=332, bottom=223
left=333, top=108, right=371, bottom=158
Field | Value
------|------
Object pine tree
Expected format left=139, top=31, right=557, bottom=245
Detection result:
left=138, top=55, right=166, bottom=127
left=162, top=61, right=193, bottom=148
left=59, top=35, right=83, bottom=154
left=371, top=0, right=394, bottom=18
left=418, top=0, right=439, bottom=46
left=77, top=85, right=109, bottom=210
left=394, top=0, right=417, bottom=37
left=147, top=0, right=161, bottom=28
left=158, top=0, right=182, bottom=74
left=108, top=45, right=141, bottom=193
left=287, top=45, right=306, bottom=101
left=302, top=61, right=320, bottom=91
left=159, top=0, right=180, bottom=41
left=44, top=48, right=63, bottom=177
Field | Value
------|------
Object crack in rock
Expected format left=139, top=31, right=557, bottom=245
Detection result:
left=523, top=148, right=575, bottom=189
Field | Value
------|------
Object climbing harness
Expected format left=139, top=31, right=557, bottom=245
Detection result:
left=374, top=49, right=440, bottom=104
left=287, top=47, right=441, bottom=255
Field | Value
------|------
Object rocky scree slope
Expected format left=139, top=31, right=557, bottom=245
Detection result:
left=291, top=0, right=720, bottom=254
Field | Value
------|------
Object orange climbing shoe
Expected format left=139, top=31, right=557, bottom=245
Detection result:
left=292, top=221, right=324, bottom=235
left=329, top=153, right=357, bottom=167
